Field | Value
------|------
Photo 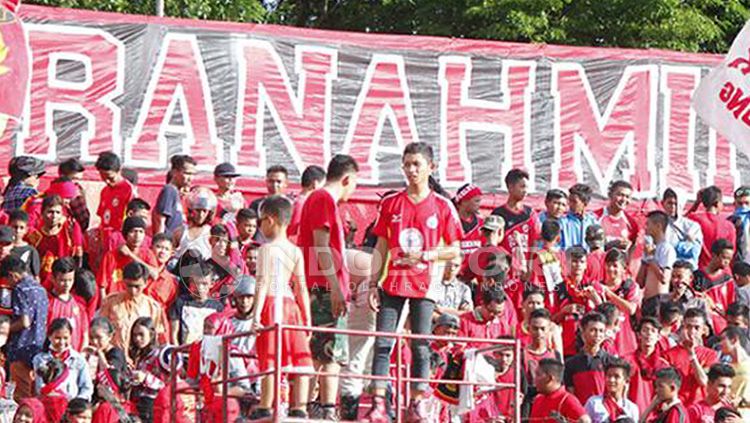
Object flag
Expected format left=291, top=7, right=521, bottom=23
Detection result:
left=0, top=0, right=28, bottom=122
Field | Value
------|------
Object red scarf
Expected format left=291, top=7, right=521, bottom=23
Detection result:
left=603, top=394, right=626, bottom=421
left=51, top=349, right=71, bottom=362
left=40, top=366, right=70, bottom=396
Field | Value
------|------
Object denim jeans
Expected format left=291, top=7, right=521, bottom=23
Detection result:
left=370, top=290, right=435, bottom=392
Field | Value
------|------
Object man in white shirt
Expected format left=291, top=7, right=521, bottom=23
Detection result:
left=584, top=358, right=640, bottom=423
left=662, top=188, right=703, bottom=269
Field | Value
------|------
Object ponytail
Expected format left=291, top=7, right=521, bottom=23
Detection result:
left=429, top=175, right=451, bottom=200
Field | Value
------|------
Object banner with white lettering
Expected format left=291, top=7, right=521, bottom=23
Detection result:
left=694, top=21, right=750, bottom=163
left=0, top=4, right=745, bottom=203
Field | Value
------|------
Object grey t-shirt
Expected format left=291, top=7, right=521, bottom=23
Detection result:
left=155, top=184, right=184, bottom=237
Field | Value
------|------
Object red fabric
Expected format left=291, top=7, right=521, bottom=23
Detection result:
left=464, top=245, right=512, bottom=292
left=257, top=296, right=313, bottom=372
left=97, top=179, right=134, bottom=230
left=27, top=218, right=84, bottom=288
left=645, top=402, right=688, bottom=423
left=595, top=208, right=640, bottom=246
left=47, top=295, right=89, bottom=351
left=455, top=184, right=482, bottom=204
left=152, top=381, right=190, bottom=423
left=372, top=190, right=462, bottom=298
left=297, top=189, right=350, bottom=297
left=92, top=400, right=138, bottom=423
left=698, top=270, right=735, bottom=334
left=496, top=205, right=541, bottom=270
left=689, top=212, right=736, bottom=269
left=529, top=386, right=586, bottom=423
left=458, top=308, right=514, bottom=349
left=144, top=269, right=178, bottom=309
left=73, top=293, right=98, bottom=321
left=627, top=348, right=667, bottom=414
left=459, top=214, right=484, bottom=276
left=584, top=249, right=606, bottom=286
left=661, top=344, right=719, bottom=407
left=39, top=395, right=68, bottom=423
left=687, top=400, right=721, bottom=423
left=98, top=246, right=158, bottom=295
left=286, top=192, right=308, bottom=238
left=603, top=394, right=627, bottom=421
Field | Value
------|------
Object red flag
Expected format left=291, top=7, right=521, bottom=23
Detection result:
left=0, top=2, right=28, bottom=122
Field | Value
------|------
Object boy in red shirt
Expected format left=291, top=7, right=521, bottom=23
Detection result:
left=595, top=180, right=639, bottom=258
left=564, top=311, right=614, bottom=405
left=98, top=216, right=158, bottom=297
left=600, top=248, right=641, bottom=356
left=688, top=186, right=736, bottom=269
left=26, top=195, right=84, bottom=288
left=530, top=358, right=589, bottom=423
left=297, top=154, right=359, bottom=419
left=693, top=239, right=736, bottom=333
left=95, top=152, right=134, bottom=232
left=144, top=233, right=178, bottom=309
left=626, top=316, right=666, bottom=413
left=687, top=363, right=736, bottom=423
left=287, top=165, right=326, bottom=240
left=584, top=224, right=606, bottom=283
left=521, top=308, right=563, bottom=415
left=467, top=340, right=517, bottom=422
left=462, top=215, right=513, bottom=300
left=661, top=307, right=719, bottom=407
left=455, top=183, right=484, bottom=274
left=642, top=367, right=689, bottom=423
left=458, top=283, right=514, bottom=349
left=490, top=168, right=540, bottom=281
left=530, top=219, right=566, bottom=310
left=47, top=257, right=88, bottom=351
left=235, top=208, right=258, bottom=253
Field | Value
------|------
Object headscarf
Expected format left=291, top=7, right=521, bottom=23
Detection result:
left=14, top=398, right=49, bottom=423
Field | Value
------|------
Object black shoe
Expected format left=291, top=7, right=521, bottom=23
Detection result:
left=288, top=409, right=308, bottom=418
left=341, top=395, right=360, bottom=420
left=248, top=408, right=272, bottom=421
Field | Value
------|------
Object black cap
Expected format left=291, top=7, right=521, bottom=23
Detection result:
left=9, top=156, right=46, bottom=178
left=214, top=162, right=240, bottom=178
left=0, top=226, right=13, bottom=244
left=121, top=216, right=147, bottom=236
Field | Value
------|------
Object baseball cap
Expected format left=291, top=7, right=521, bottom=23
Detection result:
left=0, top=226, right=13, bottom=244
left=482, top=215, right=505, bottom=232
left=433, top=314, right=460, bottom=331
left=9, top=156, right=46, bottom=178
left=214, top=162, right=240, bottom=178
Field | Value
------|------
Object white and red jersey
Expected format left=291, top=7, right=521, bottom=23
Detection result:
left=98, top=179, right=134, bottom=231
left=372, top=190, right=462, bottom=298
left=595, top=208, right=639, bottom=246
left=490, top=204, right=540, bottom=263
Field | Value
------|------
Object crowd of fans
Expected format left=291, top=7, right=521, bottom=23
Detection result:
left=0, top=141, right=747, bottom=423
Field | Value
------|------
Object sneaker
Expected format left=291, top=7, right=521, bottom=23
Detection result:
left=340, top=395, right=360, bottom=420
left=307, top=401, right=322, bottom=418
left=248, top=408, right=272, bottom=421
left=405, top=398, right=429, bottom=423
left=288, top=409, right=308, bottom=419
left=310, top=403, right=338, bottom=421
left=361, top=396, right=390, bottom=423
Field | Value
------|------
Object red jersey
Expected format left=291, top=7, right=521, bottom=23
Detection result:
left=458, top=308, right=514, bottom=349
left=605, top=278, right=641, bottom=356
left=98, top=246, right=158, bottom=295
left=626, top=348, right=667, bottom=413
left=98, top=179, right=134, bottom=231
left=467, top=369, right=516, bottom=422
left=372, top=191, right=462, bottom=298
left=645, top=401, right=689, bottom=423
left=297, top=189, right=350, bottom=297
left=459, top=213, right=483, bottom=274
left=661, top=344, right=718, bottom=407
left=27, top=218, right=84, bottom=288
left=145, top=269, right=178, bottom=309
left=689, top=212, right=736, bottom=269
left=491, top=204, right=540, bottom=269
left=47, top=295, right=89, bottom=351
left=585, top=249, right=606, bottom=282
left=529, top=386, right=587, bottom=423
left=463, top=244, right=512, bottom=285
left=595, top=208, right=640, bottom=246
left=693, top=268, right=735, bottom=333
left=286, top=192, right=309, bottom=238
left=687, top=400, right=724, bottom=423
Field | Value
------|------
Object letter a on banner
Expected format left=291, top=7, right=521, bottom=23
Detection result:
left=694, top=21, right=750, bottom=159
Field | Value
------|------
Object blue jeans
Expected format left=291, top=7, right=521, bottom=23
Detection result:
left=370, top=290, right=435, bottom=392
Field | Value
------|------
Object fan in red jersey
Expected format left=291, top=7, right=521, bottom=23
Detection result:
left=454, top=183, right=484, bottom=277
left=595, top=180, right=640, bottom=258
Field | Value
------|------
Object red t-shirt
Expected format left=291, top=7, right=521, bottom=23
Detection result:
left=585, top=249, right=606, bottom=282
left=595, top=208, right=640, bottom=246
left=687, top=400, right=723, bottom=423
left=98, top=246, right=158, bottom=295
left=530, top=386, right=586, bottom=423
left=27, top=219, right=84, bottom=288
left=372, top=191, right=462, bottom=298
left=491, top=204, right=540, bottom=268
left=645, top=402, right=689, bottom=423
left=297, top=189, right=350, bottom=297
left=287, top=192, right=309, bottom=239
left=47, top=295, right=89, bottom=351
left=459, top=214, right=484, bottom=274
left=98, top=179, right=134, bottom=231
left=145, top=269, right=179, bottom=309
left=626, top=348, right=667, bottom=414
left=458, top=308, right=514, bottom=349
left=689, top=212, right=736, bottom=269
left=661, top=344, right=719, bottom=407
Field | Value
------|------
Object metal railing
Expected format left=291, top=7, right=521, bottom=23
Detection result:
left=170, top=323, right=522, bottom=422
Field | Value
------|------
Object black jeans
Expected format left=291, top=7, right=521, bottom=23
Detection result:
left=370, top=290, right=435, bottom=391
